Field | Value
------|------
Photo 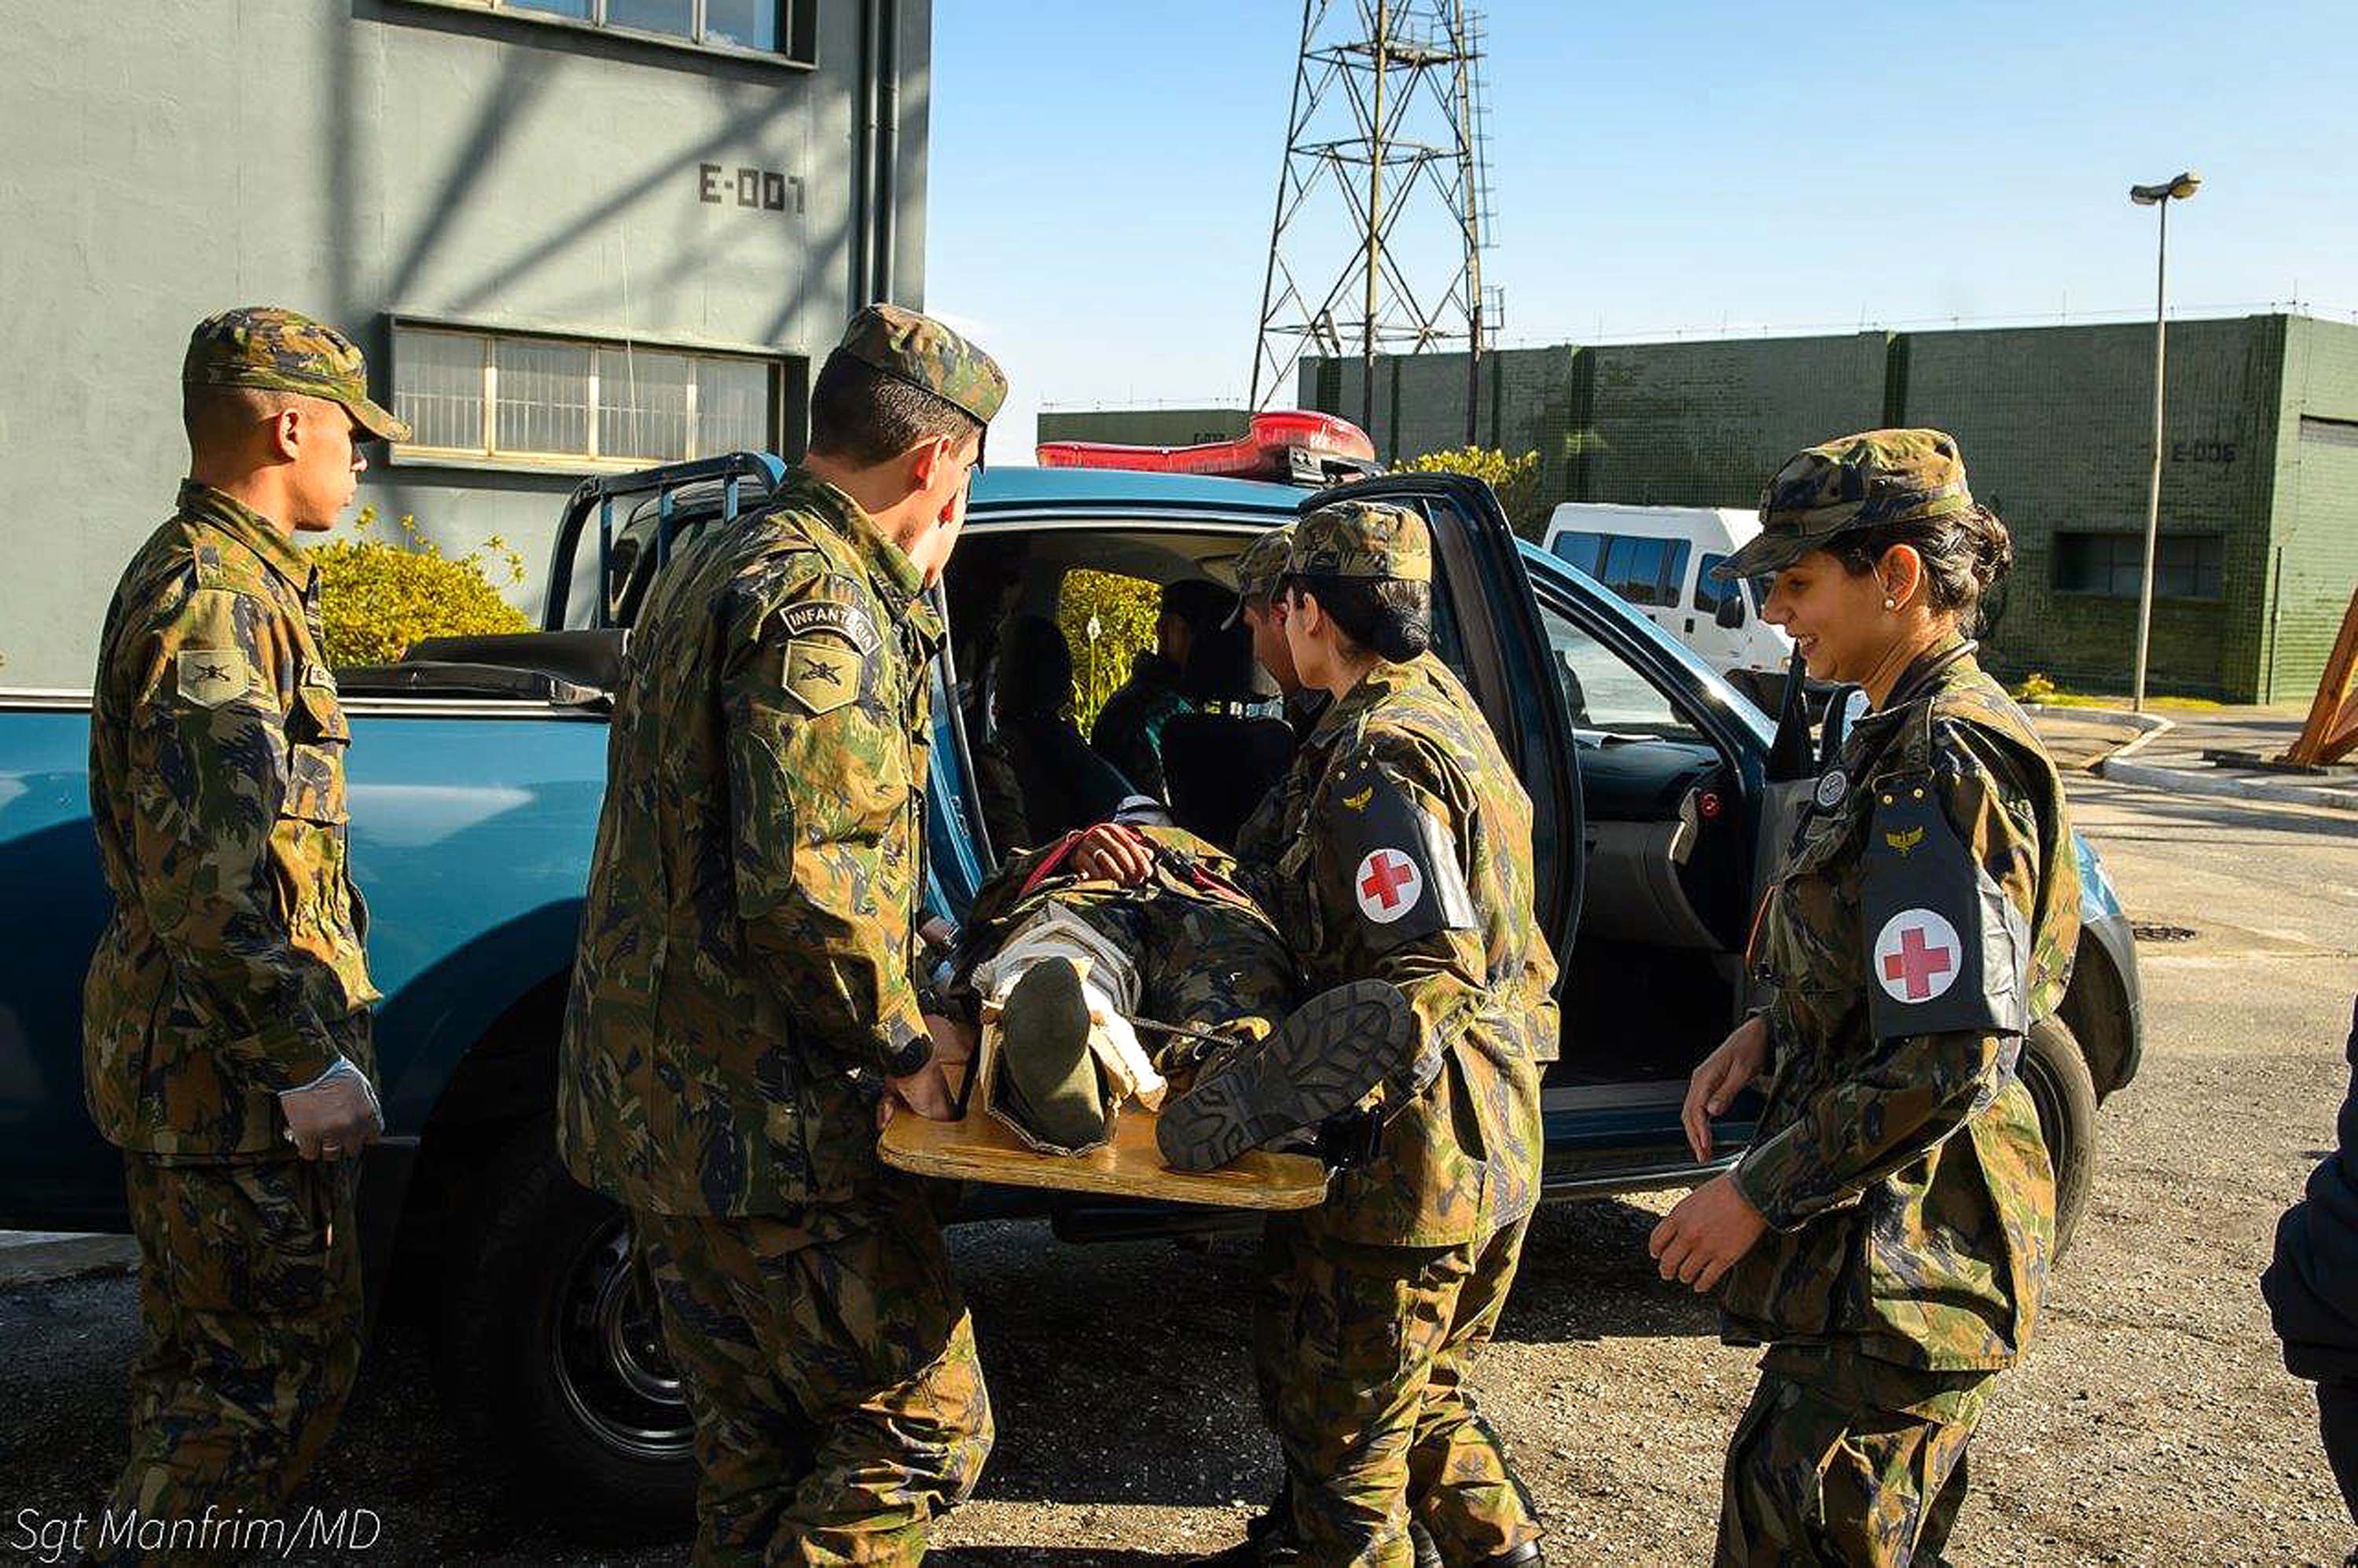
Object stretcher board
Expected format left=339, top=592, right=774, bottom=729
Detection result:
left=877, top=1019, right=1328, bottom=1210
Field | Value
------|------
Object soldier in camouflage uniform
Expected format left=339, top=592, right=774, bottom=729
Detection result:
left=83, top=307, right=405, bottom=1551
left=560, top=304, right=1004, bottom=1564
left=1225, top=523, right=1330, bottom=743
left=1209, top=502, right=1556, bottom=1568
left=1647, top=431, right=2079, bottom=1566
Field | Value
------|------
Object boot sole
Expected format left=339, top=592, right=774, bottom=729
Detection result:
left=998, top=959, right=1104, bottom=1148
left=1156, top=979, right=1414, bottom=1171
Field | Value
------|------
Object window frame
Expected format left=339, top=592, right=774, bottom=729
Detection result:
left=2051, top=531, right=2224, bottom=603
left=395, top=0, right=814, bottom=66
left=387, top=319, right=788, bottom=476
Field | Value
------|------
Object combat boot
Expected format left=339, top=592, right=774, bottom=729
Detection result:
left=1157, top=979, right=1416, bottom=1171
left=994, top=957, right=1111, bottom=1151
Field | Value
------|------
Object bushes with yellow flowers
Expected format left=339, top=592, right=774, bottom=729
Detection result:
left=313, top=507, right=533, bottom=668
left=1394, top=446, right=1544, bottom=539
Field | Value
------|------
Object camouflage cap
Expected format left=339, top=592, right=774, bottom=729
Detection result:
left=182, top=307, right=410, bottom=443
left=1714, top=428, right=1974, bottom=580
left=1287, top=500, right=1432, bottom=585
left=1222, top=523, right=1297, bottom=627
left=833, top=303, right=1007, bottom=426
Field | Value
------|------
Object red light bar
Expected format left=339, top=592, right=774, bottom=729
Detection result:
left=1037, top=409, right=1377, bottom=483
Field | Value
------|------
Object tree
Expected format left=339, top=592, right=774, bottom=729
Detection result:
left=312, top=507, right=532, bottom=668
left=1057, top=568, right=1160, bottom=733
left=1394, top=445, right=1544, bottom=540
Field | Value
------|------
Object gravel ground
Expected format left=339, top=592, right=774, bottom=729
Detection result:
left=4, top=772, right=2353, bottom=1566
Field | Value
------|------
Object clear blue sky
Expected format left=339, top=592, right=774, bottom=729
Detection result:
left=927, top=2, right=2358, bottom=461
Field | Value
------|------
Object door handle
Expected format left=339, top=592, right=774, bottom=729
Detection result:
left=1684, top=617, right=1695, bottom=634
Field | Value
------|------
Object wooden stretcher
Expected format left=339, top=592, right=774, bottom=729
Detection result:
left=877, top=1012, right=1328, bottom=1210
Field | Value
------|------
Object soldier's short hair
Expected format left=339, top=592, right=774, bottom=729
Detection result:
left=181, top=383, right=306, bottom=451
left=807, top=352, right=984, bottom=468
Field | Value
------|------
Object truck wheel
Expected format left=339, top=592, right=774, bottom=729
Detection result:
left=437, top=1119, right=695, bottom=1538
left=2019, top=1015, right=2098, bottom=1259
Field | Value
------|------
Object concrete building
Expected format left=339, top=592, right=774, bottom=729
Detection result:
left=1054, top=315, right=2352, bottom=702
left=2, top=0, right=928, bottom=686
left=1037, top=407, right=1249, bottom=450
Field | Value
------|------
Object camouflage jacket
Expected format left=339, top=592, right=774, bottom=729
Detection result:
left=1089, top=652, right=1190, bottom=799
left=1256, top=653, right=1557, bottom=1248
left=559, top=472, right=943, bottom=1218
left=1720, top=647, right=2078, bottom=1371
left=83, top=482, right=377, bottom=1157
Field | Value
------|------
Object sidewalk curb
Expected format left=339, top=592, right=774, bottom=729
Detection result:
left=0, top=1232, right=137, bottom=1291
left=2024, top=704, right=2175, bottom=767
left=2099, top=755, right=2358, bottom=813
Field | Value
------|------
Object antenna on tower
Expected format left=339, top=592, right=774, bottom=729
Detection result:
left=1248, top=1, right=1497, bottom=450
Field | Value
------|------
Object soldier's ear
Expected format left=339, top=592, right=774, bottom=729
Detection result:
left=264, top=404, right=305, bottom=464
left=1877, top=543, right=1926, bottom=608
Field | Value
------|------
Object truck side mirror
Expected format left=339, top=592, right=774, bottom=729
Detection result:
left=1714, top=594, right=1746, bottom=630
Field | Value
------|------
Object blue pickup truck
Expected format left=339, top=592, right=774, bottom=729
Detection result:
left=0, top=438, right=2141, bottom=1532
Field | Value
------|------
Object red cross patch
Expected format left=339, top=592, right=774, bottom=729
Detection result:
left=1871, top=909, right=1963, bottom=1004
left=1354, top=848, right=1424, bottom=925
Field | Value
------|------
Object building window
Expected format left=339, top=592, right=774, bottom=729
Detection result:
left=468, top=0, right=796, bottom=58
left=392, top=325, right=782, bottom=469
left=2052, top=532, right=2223, bottom=601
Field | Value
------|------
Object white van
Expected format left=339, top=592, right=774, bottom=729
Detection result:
left=1540, top=502, right=1793, bottom=707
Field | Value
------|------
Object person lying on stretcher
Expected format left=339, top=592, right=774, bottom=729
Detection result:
left=940, top=820, right=1431, bottom=1170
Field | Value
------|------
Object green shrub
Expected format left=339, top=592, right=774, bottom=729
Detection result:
left=1395, top=445, right=1544, bottom=538
left=1057, top=567, right=1161, bottom=733
left=314, top=507, right=532, bottom=668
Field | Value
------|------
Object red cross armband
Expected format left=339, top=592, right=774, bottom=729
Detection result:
left=1324, top=754, right=1478, bottom=953
left=1857, top=770, right=2030, bottom=1044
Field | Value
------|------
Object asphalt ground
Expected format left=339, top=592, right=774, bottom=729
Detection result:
left=4, top=771, right=2355, bottom=1566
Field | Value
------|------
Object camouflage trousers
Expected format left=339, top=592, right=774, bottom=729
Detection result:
left=1254, top=1213, right=1541, bottom=1567
left=634, top=1176, right=993, bottom=1566
left=97, top=1154, right=364, bottom=1566
left=1715, top=1343, right=1995, bottom=1567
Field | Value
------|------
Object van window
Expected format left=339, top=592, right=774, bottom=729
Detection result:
left=1600, top=536, right=1691, bottom=608
left=1693, top=554, right=1740, bottom=617
left=1549, top=529, right=1606, bottom=578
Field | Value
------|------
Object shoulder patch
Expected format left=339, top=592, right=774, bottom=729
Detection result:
left=773, top=592, right=881, bottom=718
left=777, top=598, right=881, bottom=656
left=1325, top=752, right=1477, bottom=951
left=1860, top=773, right=2029, bottom=1041
left=175, top=648, right=254, bottom=709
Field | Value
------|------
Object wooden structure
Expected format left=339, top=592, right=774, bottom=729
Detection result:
left=2283, top=584, right=2358, bottom=768
left=879, top=1015, right=1327, bottom=1210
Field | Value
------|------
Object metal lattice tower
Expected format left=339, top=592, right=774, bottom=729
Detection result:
left=1248, top=1, right=1498, bottom=446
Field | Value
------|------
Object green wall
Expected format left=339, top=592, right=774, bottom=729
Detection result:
left=1036, top=407, right=1250, bottom=449
left=1283, top=314, right=2358, bottom=701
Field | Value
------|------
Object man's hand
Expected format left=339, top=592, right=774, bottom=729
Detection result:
left=1647, top=1173, right=1768, bottom=1294
left=1681, top=1012, right=1770, bottom=1162
left=1071, top=824, right=1155, bottom=885
left=279, top=1070, right=383, bottom=1161
left=924, top=1012, right=978, bottom=1068
left=883, top=1059, right=959, bottom=1126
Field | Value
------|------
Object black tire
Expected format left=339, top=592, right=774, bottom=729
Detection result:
left=436, top=1119, right=695, bottom=1539
left=2018, top=1015, right=2099, bottom=1259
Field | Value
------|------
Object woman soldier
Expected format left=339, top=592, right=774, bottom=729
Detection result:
left=1647, top=430, right=2080, bottom=1566
left=1104, top=500, right=1555, bottom=1567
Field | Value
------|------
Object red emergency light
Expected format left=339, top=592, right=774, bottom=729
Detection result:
left=1036, top=409, right=1379, bottom=485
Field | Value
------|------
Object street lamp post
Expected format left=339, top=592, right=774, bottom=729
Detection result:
left=2128, top=170, right=2202, bottom=713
